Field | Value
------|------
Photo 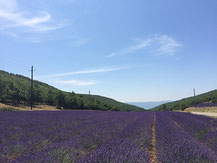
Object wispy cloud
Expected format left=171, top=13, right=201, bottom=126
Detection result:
left=36, top=65, right=141, bottom=87
left=107, top=34, right=182, bottom=57
left=107, top=39, right=151, bottom=57
left=37, top=66, right=131, bottom=78
left=0, top=0, right=62, bottom=33
left=155, top=34, right=182, bottom=56
left=71, top=38, right=89, bottom=47
left=54, top=79, right=98, bottom=86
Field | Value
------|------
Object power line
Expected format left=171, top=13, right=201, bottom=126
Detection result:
left=29, top=66, right=35, bottom=110
left=193, top=88, right=196, bottom=108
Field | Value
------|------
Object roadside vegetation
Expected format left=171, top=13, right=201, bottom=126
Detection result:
left=0, top=107, right=18, bottom=111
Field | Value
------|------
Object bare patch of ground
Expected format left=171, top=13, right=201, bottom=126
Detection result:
left=190, top=112, right=217, bottom=118
left=150, top=114, right=157, bottom=163
left=183, top=107, right=217, bottom=118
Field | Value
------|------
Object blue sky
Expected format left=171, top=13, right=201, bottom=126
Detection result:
left=0, top=0, right=217, bottom=102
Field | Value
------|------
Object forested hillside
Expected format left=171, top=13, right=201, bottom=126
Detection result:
left=0, top=70, right=144, bottom=111
left=151, top=90, right=217, bottom=111
left=80, top=94, right=142, bottom=111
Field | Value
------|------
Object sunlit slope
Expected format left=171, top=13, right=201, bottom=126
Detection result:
left=0, top=70, right=144, bottom=111
left=151, top=90, right=217, bottom=111
left=80, top=94, right=144, bottom=111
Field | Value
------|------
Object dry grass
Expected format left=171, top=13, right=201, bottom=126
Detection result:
left=185, top=107, right=217, bottom=113
left=0, top=103, right=60, bottom=111
left=180, top=107, right=217, bottom=118
left=190, top=112, right=217, bottom=118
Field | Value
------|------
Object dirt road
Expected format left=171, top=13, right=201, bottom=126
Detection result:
left=191, top=112, right=217, bottom=118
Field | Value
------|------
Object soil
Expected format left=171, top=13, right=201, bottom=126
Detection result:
left=190, top=112, right=217, bottom=118
left=150, top=114, right=157, bottom=163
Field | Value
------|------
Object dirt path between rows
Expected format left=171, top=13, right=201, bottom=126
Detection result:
left=150, top=114, right=157, bottom=163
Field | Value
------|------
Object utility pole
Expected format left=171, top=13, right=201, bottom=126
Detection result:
left=30, top=66, right=35, bottom=110
left=89, top=90, right=90, bottom=99
left=193, top=88, right=196, bottom=108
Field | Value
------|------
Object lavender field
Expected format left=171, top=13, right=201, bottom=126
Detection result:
left=0, top=111, right=217, bottom=162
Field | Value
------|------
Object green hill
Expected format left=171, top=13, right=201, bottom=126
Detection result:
left=151, top=90, right=217, bottom=111
left=80, top=94, right=143, bottom=111
left=0, top=70, right=144, bottom=111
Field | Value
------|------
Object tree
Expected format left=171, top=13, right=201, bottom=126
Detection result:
left=33, top=88, right=43, bottom=104
left=1, top=86, right=12, bottom=103
left=56, top=92, right=65, bottom=109
left=162, top=104, right=167, bottom=111
left=0, top=80, right=4, bottom=101
left=46, top=90, right=55, bottom=105
left=180, top=103, right=188, bottom=111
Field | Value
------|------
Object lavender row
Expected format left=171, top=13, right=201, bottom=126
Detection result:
left=2, top=111, right=216, bottom=162
left=167, top=112, right=217, bottom=152
left=0, top=111, right=151, bottom=162
left=155, top=112, right=217, bottom=162
left=194, top=102, right=217, bottom=108
left=81, top=112, right=154, bottom=162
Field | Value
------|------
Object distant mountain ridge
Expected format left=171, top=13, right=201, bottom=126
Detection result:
left=127, top=101, right=172, bottom=109
left=0, top=70, right=144, bottom=111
